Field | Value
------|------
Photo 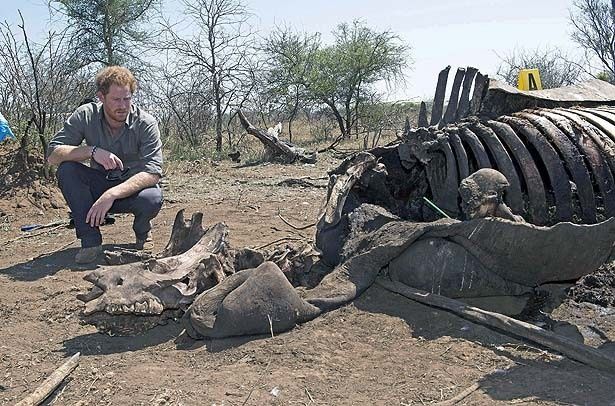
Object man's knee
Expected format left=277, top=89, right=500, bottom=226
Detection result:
left=56, top=161, right=84, bottom=181
left=133, top=187, right=163, bottom=218
left=56, top=161, right=88, bottom=190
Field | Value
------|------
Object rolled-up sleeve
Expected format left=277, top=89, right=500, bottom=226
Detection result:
left=139, top=121, right=163, bottom=177
left=47, top=108, right=86, bottom=158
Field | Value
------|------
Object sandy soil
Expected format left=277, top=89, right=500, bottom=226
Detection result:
left=1, top=149, right=615, bottom=405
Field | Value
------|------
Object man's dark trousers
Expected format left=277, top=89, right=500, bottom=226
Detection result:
left=56, top=161, right=163, bottom=248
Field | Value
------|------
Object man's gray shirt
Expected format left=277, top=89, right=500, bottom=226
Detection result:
left=48, top=102, right=163, bottom=177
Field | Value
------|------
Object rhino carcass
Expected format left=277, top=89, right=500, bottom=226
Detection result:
left=78, top=68, right=615, bottom=340
left=183, top=204, right=615, bottom=338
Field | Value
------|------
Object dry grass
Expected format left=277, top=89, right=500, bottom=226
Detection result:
left=163, top=116, right=405, bottom=165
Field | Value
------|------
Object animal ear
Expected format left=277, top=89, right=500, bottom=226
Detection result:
left=77, top=286, right=103, bottom=302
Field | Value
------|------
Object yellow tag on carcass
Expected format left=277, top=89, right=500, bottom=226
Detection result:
left=517, top=69, right=543, bottom=91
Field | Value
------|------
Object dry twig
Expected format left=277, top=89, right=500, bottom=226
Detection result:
left=434, top=383, right=481, bottom=405
left=277, top=208, right=316, bottom=230
left=254, top=236, right=304, bottom=250
left=305, top=387, right=315, bottom=403
left=267, top=314, right=274, bottom=338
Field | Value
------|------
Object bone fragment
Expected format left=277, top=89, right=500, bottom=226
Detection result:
left=377, top=277, right=615, bottom=374
left=15, top=352, right=80, bottom=406
left=160, top=209, right=207, bottom=258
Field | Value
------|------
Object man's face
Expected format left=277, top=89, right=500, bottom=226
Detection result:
left=98, top=84, right=132, bottom=125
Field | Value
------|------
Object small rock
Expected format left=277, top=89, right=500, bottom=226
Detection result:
left=270, top=387, right=280, bottom=397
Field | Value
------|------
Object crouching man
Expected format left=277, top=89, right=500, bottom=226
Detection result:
left=47, top=66, right=163, bottom=264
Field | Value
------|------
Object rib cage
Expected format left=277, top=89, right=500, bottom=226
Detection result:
left=420, top=107, right=615, bottom=225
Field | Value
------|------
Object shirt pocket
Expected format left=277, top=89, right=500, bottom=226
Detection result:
left=123, top=152, right=140, bottom=167
left=120, top=136, right=140, bottom=163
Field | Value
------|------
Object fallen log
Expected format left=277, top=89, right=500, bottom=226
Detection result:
left=376, top=277, right=615, bottom=374
left=237, top=110, right=316, bottom=164
left=15, top=352, right=80, bottom=406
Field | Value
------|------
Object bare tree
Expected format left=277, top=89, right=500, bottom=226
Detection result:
left=0, top=11, right=92, bottom=171
left=496, top=47, right=585, bottom=88
left=144, top=54, right=215, bottom=150
left=159, top=0, right=256, bottom=152
left=570, top=0, right=615, bottom=81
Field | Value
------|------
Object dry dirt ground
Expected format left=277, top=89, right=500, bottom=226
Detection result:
left=1, top=148, right=615, bottom=405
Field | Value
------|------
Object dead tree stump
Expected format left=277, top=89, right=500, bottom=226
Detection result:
left=237, top=110, right=317, bottom=164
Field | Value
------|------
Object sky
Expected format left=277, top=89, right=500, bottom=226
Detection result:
left=3, top=0, right=580, bottom=101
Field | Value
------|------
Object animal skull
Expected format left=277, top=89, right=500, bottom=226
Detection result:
left=459, top=168, right=524, bottom=222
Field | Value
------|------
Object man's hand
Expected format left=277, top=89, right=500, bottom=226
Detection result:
left=85, top=172, right=160, bottom=227
left=86, top=191, right=116, bottom=227
left=93, top=147, right=124, bottom=171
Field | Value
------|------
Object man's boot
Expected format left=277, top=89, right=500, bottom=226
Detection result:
left=135, top=232, right=153, bottom=251
left=75, top=245, right=103, bottom=264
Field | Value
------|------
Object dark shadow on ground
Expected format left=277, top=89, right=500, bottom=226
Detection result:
left=355, top=283, right=615, bottom=405
left=0, top=242, right=134, bottom=281
left=174, top=329, right=270, bottom=353
left=234, top=159, right=269, bottom=169
left=64, top=316, right=271, bottom=356
left=61, top=321, right=183, bottom=356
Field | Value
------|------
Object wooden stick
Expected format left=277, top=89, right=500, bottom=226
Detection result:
left=1, top=223, right=68, bottom=247
left=376, top=278, right=615, bottom=374
left=15, top=352, right=80, bottom=406
left=434, top=382, right=480, bottom=405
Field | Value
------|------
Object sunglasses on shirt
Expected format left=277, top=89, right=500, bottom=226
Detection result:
left=105, top=167, right=131, bottom=181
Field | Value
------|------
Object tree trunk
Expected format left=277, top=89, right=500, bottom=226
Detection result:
left=344, top=97, right=353, bottom=139
left=324, top=99, right=347, bottom=138
left=288, top=86, right=300, bottom=142
left=214, top=79, right=223, bottom=152
left=19, top=118, right=34, bottom=170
